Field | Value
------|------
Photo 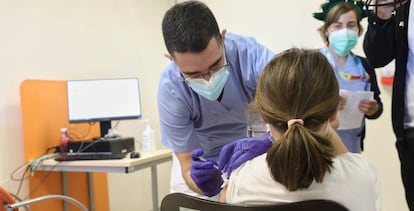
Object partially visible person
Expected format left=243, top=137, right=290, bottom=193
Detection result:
left=158, top=0, right=274, bottom=198
left=363, top=0, right=413, bottom=209
left=313, top=0, right=383, bottom=153
left=220, top=48, right=382, bottom=211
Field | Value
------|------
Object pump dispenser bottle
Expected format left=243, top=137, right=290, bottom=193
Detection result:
left=142, top=119, right=155, bottom=152
left=60, top=128, right=69, bottom=155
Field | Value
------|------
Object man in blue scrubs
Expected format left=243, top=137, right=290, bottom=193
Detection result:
left=158, top=1, right=274, bottom=198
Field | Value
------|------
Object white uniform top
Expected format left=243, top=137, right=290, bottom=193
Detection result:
left=226, top=152, right=381, bottom=211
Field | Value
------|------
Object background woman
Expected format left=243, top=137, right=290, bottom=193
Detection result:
left=314, top=0, right=383, bottom=153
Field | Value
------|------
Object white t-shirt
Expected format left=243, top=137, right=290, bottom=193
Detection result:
left=226, top=152, right=381, bottom=211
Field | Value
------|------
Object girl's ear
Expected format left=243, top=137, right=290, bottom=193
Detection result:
left=261, top=117, right=268, bottom=124
left=329, top=110, right=339, bottom=130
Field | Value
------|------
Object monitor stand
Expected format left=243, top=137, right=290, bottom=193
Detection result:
left=100, top=120, right=111, bottom=137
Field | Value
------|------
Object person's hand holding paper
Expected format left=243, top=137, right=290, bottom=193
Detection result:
left=338, top=90, right=374, bottom=130
left=359, top=98, right=380, bottom=117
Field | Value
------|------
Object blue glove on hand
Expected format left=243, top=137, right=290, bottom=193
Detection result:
left=190, top=148, right=223, bottom=197
left=218, top=132, right=273, bottom=178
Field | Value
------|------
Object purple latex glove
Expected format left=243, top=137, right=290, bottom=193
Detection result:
left=218, top=132, right=273, bottom=178
left=190, top=148, right=223, bottom=197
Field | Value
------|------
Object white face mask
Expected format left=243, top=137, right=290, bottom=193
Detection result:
left=186, top=67, right=229, bottom=101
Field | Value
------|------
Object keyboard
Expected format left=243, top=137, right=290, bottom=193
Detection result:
left=55, top=152, right=126, bottom=161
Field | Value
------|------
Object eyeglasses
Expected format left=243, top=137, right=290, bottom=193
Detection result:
left=183, top=63, right=228, bottom=82
left=180, top=49, right=228, bottom=82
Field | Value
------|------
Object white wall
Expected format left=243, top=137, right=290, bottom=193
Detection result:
left=0, top=0, right=173, bottom=210
left=0, top=0, right=407, bottom=211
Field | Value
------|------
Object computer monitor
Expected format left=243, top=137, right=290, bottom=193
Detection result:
left=67, top=78, right=142, bottom=137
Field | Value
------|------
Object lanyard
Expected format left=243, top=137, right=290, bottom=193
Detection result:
left=320, top=48, right=368, bottom=82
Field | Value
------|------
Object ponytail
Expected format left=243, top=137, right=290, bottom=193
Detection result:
left=266, top=124, right=334, bottom=191
left=257, top=48, right=339, bottom=191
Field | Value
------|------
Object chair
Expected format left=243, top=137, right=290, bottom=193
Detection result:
left=160, top=192, right=349, bottom=211
left=0, top=186, right=88, bottom=211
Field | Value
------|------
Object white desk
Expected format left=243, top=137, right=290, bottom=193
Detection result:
left=37, top=149, right=172, bottom=211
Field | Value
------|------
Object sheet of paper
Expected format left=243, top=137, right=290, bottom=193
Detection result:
left=338, top=89, right=373, bottom=130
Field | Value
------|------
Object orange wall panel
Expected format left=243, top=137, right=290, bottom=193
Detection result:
left=20, top=80, right=109, bottom=211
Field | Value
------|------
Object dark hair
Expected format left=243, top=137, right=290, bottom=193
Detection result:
left=254, top=48, right=339, bottom=191
left=162, top=1, right=222, bottom=57
left=317, top=3, right=364, bottom=44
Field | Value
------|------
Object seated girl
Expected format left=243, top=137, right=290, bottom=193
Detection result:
left=220, top=48, right=381, bottom=211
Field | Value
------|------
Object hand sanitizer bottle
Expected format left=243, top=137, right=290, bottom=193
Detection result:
left=60, top=128, right=70, bottom=155
left=142, top=119, right=155, bottom=152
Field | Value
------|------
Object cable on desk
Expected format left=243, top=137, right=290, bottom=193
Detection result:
left=77, top=140, right=101, bottom=153
left=67, top=123, right=92, bottom=141
left=23, top=159, right=61, bottom=201
left=7, top=152, right=62, bottom=201
left=29, top=153, right=59, bottom=172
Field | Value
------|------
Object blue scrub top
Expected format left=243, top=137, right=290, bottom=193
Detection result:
left=320, top=48, right=372, bottom=153
left=157, top=33, right=274, bottom=160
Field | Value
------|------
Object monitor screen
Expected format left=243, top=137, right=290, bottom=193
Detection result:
left=67, top=78, right=142, bottom=125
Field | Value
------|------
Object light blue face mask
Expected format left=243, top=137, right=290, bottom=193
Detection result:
left=328, top=28, right=358, bottom=56
left=187, top=67, right=229, bottom=101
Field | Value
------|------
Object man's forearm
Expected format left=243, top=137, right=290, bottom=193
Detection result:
left=176, top=151, right=206, bottom=195
left=182, top=170, right=204, bottom=195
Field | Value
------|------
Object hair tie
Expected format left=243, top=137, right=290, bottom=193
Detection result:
left=287, top=119, right=304, bottom=128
